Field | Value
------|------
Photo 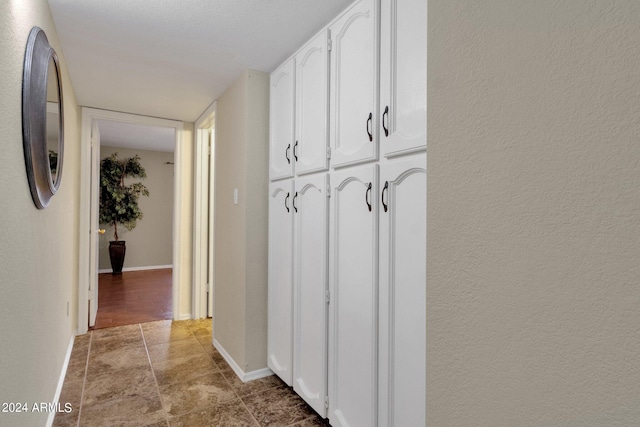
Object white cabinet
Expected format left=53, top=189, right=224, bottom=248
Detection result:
left=378, top=155, right=426, bottom=427
left=328, top=164, right=379, bottom=427
left=268, top=0, right=426, bottom=424
left=329, top=0, right=379, bottom=168
left=295, top=31, right=330, bottom=176
left=267, top=180, right=294, bottom=384
left=270, top=59, right=295, bottom=181
left=379, top=0, right=426, bottom=158
left=292, top=174, right=329, bottom=416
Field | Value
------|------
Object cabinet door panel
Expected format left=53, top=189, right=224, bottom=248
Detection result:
left=378, top=155, right=426, bottom=427
left=295, top=31, right=329, bottom=176
left=379, top=0, right=426, bottom=157
left=270, top=59, right=295, bottom=180
left=267, top=180, right=294, bottom=385
left=293, top=174, right=329, bottom=416
left=330, top=0, right=379, bottom=168
left=329, top=165, right=378, bottom=427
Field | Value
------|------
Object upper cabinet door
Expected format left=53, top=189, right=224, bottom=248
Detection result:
left=329, top=0, right=379, bottom=169
left=379, top=0, right=426, bottom=158
left=270, top=58, right=295, bottom=181
left=295, top=31, right=330, bottom=176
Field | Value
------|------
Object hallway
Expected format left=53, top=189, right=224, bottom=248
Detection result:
left=54, top=320, right=324, bottom=426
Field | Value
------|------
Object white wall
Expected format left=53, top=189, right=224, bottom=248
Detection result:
left=428, top=1, right=640, bottom=425
left=0, top=0, right=81, bottom=425
left=99, top=146, right=174, bottom=270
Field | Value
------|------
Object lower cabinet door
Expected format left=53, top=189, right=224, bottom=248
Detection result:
left=328, top=164, right=379, bottom=427
left=292, top=174, right=329, bottom=416
left=378, top=155, right=426, bottom=427
left=267, top=180, right=294, bottom=385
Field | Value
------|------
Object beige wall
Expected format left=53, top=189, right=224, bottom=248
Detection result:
left=214, top=69, right=269, bottom=372
left=178, top=122, right=195, bottom=319
left=428, top=1, right=640, bottom=425
left=99, top=146, right=174, bottom=270
left=0, top=0, right=81, bottom=425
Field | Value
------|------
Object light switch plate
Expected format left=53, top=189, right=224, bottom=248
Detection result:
left=234, top=188, right=238, bottom=205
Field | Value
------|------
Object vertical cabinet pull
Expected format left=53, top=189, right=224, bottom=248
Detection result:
left=286, top=144, right=291, bottom=164
left=381, top=181, right=389, bottom=212
left=366, top=112, right=373, bottom=142
left=294, top=140, right=298, bottom=161
left=366, top=182, right=372, bottom=212
left=382, top=106, right=389, bottom=137
left=293, top=192, right=298, bottom=213
left=285, top=192, right=290, bottom=212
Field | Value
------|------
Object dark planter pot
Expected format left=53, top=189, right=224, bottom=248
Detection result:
left=109, top=241, right=126, bottom=275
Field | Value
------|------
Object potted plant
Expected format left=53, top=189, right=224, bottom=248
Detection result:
left=99, top=152, right=149, bottom=274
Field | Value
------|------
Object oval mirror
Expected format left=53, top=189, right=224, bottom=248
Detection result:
left=22, top=27, right=64, bottom=209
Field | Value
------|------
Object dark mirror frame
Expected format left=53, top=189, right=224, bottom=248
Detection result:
left=22, top=26, right=64, bottom=209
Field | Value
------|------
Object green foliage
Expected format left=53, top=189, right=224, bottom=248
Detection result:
left=99, top=153, right=150, bottom=241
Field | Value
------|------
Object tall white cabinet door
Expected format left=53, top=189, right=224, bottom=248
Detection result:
left=378, top=155, right=426, bottom=427
left=329, top=164, right=379, bottom=427
left=379, top=0, right=426, bottom=158
left=267, top=180, right=294, bottom=385
left=293, top=174, right=329, bottom=416
left=270, top=59, right=295, bottom=181
left=329, top=0, right=379, bottom=168
left=295, top=31, right=330, bottom=176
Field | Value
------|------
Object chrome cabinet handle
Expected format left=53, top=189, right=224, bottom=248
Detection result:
left=366, top=182, right=372, bottom=212
left=293, top=192, right=298, bottom=213
left=366, top=112, right=373, bottom=142
left=285, top=192, right=290, bottom=212
left=294, top=140, right=298, bottom=161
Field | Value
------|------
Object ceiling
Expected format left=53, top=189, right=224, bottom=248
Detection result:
left=48, top=0, right=353, bottom=123
left=97, top=120, right=176, bottom=152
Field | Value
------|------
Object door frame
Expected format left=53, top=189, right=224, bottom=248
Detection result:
left=78, top=107, right=184, bottom=335
left=193, top=102, right=216, bottom=319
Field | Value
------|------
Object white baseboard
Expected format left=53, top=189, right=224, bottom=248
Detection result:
left=98, top=264, right=173, bottom=274
left=177, top=313, right=192, bottom=321
left=213, top=339, right=273, bottom=383
left=46, top=334, right=75, bottom=427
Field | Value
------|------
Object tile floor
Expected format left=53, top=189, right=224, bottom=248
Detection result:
left=53, top=319, right=327, bottom=426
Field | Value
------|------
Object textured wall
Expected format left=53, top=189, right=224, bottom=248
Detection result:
left=0, top=0, right=81, bottom=425
left=178, top=122, right=195, bottom=319
left=243, top=70, right=269, bottom=371
left=428, top=1, right=640, bottom=425
left=214, top=70, right=248, bottom=368
left=99, top=146, right=174, bottom=270
left=214, top=69, right=269, bottom=373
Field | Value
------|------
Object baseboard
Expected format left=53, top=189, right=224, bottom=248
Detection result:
left=46, top=334, right=75, bottom=427
left=177, top=313, right=192, bottom=321
left=213, top=339, right=274, bottom=383
left=98, top=264, right=173, bottom=274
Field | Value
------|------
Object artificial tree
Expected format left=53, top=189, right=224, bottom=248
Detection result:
left=99, top=152, right=149, bottom=274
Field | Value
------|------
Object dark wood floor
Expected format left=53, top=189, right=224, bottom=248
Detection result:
left=92, top=268, right=173, bottom=330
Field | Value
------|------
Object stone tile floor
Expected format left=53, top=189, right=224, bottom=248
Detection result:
left=53, top=319, right=327, bottom=426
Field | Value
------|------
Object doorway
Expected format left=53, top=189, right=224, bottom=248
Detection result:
left=93, top=119, right=176, bottom=328
left=193, top=102, right=216, bottom=320
left=78, top=108, right=185, bottom=335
